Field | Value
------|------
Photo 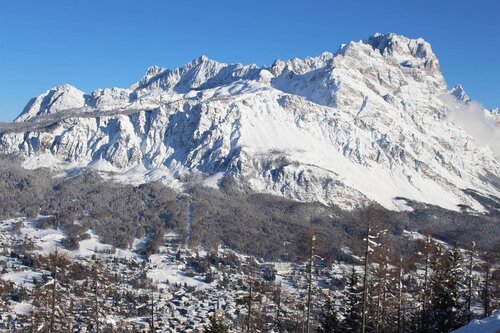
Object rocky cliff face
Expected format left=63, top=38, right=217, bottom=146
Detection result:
left=1, top=33, right=499, bottom=211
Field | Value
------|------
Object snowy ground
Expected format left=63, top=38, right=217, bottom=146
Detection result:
left=451, top=311, right=500, bottom=333
left=1, top=217, right=190, bottom=288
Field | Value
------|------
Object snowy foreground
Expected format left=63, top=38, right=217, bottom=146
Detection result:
left=451, top=311, right=500, bottom=333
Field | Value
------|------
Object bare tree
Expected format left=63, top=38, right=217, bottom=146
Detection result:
left=305, top=234, right=316, bottom=333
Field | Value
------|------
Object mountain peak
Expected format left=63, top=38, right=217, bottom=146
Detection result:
left=192, top=54, right=210, bottom=64
left=54, top=83, right=79, bottom=92
left=145, top=65, right=165, bottom=76
left=449, top=84, right=471, bottom=103
left=137, top=65, right=167, bottom=88
left=185, top=55, right=221, bottom=70
left=362, top=33, right=440, bottom=72
left=15, top=84, right=86, bottom=122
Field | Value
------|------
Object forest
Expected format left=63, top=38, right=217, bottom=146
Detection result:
left=0, top=156, right=498, bottom=261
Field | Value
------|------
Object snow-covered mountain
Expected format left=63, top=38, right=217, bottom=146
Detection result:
left=1, top=33, right=499, bottom=211
left=449, top=84, right=471, bottom=104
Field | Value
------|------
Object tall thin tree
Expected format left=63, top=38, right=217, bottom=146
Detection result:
left=466, top=241, right=475, bottom=323
left=306, top=234, right=316, bottom=333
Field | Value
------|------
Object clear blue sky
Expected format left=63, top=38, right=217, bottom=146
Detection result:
left=0, top=0, right=499, bottom=122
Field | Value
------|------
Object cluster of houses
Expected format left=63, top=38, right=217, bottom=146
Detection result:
left=0, top=217, right=331, bottom=332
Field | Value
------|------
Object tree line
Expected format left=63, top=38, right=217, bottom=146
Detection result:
left=0, top=155, right=499, bottom=265
left=312, top=208, right=499, bottom=333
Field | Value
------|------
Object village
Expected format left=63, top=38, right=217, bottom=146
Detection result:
left=1, top=215, right=497, bottom=333
left=0, top=217, right=331, bottom=332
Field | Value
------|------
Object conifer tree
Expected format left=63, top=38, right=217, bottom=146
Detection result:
left=447, top=244, right=466, bottom=328
left=429, top=243, right=447, bottom=332
left=465, top=242, right=475, bottom=323
left=244, top=257, right=258, bottom=333
left=429, top=244, right=465, bottom=332
left=480, top=260, right=492, bottom=318
left=368, top=232, right=393, bottom=333
left=28, top=282, right=47, bottom=333
left=306, top=233, right=316, bottom=333
left=344, top=267, right=362, bottom=332
left=318, top=297, right=341, bottom=333
left=416, top=235, right=434, bottom=332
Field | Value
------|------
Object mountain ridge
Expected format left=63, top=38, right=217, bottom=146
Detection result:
left=1, top=33, right=499, bottom=212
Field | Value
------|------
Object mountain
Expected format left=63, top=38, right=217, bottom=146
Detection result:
left=449, top=84, right=471, bottom=103
left=14, top=84, right=89, bottom=122
left=1, top=33, right=499, bottom=212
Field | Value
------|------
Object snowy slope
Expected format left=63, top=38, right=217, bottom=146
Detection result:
left=451, top=311, right=500, bottom=333
left=1, top=33, right=499, bottom=211
left=14, top=84, right=89, bottom=122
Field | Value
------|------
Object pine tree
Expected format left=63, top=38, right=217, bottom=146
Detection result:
left=318, top=297, right=341, bottom=332
left=245, top=257, right=257, bottom=333
left=149, top=281, right=158, bottom=333
left=465, top=242, right=475, bottom=323
left=306, top=233, right=316, bottom=333
left=429, top=244, right=465, bottom=332
left=447, top=244, right=466, bottom=328
left=85, top=257, right=116, bottom=332
left=429, top=243, right=447, bottom=332
left=28, top=282, right=47, bottom=333
left=344, top=267, right=362, bottom=332
left=359, top=206, right=385, bottom=333
left=480, top=259, right=492, bottom=318
left=396, top=257, right=405, bottom=333
left=418, top=235, right=433, bottom=332
left=361, top=220, right=370, bottom=333
left=368, top=233, right=394, bottom=333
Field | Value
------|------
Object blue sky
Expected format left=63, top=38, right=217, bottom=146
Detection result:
left=0, top=0, right=498, bottom=122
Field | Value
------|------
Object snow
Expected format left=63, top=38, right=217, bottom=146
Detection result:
left=22, top=152, right=65, bottom=170
left=451, top=311, right=500, bottom=333
left=72, top=231, right=115, bottom=256
left=450, top=84, right=471, bottom=103
left=103, top=164, right=183, bottom=190
left=15, top=84, right=87, bottom=122
left=1, top=270, right=42, bottom=287
left=147, top=265, right=214, bottom=290
left=146, top=252, right=216, bottom=290
left=20, top=221, right=65, bottom=254
left=2, top=32, right=499, bottom=212
left=201, top=172, right=224, bottom=189
left=0, top=217, right=140, bottom=261
left=13, top=302, right=33, bottom=316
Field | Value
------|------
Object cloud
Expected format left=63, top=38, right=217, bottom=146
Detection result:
left=440, top=94, right=500, bottom=157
